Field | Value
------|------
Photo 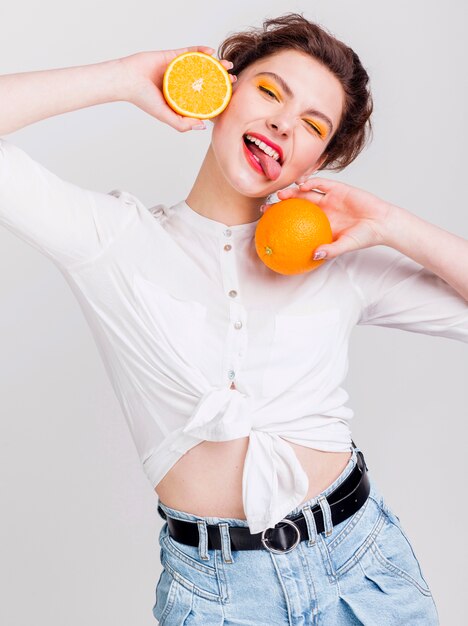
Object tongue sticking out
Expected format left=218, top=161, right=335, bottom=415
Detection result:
left=246, top=140, right=282, bottom=181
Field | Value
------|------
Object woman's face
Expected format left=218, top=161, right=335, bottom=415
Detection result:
left=211, top=49, right=345, bottom=197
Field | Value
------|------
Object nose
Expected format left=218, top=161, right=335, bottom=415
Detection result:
left=266, top=115, right=292, bottom=137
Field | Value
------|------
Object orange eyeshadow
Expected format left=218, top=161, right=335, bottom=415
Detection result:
left=306, top=119, right=328, bottom=137
left=256, top=80, right=281, bottom=99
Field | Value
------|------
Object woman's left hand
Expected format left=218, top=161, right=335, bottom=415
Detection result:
left=266, top=177, right=394, bottom=260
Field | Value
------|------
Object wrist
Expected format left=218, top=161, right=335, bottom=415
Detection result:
left=375, top=200, right=405, bottom=248
left=116, top=52, right=151, bottom=104
left=80, top=57, right=134, bottom=105
left=111, top=55, right=143, bottom=103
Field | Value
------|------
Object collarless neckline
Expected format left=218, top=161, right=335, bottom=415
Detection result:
left=171, top=199, right=261, bottom=238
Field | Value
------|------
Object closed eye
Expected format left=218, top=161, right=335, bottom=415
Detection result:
left=305, top=120, right=324, bottom=137
left=258, top=85, right=278, bottom=100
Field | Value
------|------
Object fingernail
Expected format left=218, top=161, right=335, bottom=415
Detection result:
left=313, top=250, right=327, bottom=260
left=192, top=122, right=206, bottom=130
left=259, top=204, right=268, bottom=213
left=227, top=61, right=234, bottom=69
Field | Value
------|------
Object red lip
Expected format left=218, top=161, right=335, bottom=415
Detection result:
left=242, top=138, right=265, bottom=175
left=244, top=132, right=284, bottom=164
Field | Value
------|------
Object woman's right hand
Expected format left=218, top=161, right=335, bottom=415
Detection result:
left=119, top=47, right=236, bottom=132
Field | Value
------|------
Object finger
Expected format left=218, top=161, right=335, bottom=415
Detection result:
left=277, top=186, right=327, bottom=205
left=277, top=183, right=327, bottom=198
left=313, top=234, right=361, bottom=261
left=184, top=45, right=216, bottom=54
left=219, top=59, right=234, bottom=70
left=294, top=177, right=337, bottom=193
left=306, top=189, right=328, bottom=205
left=167, top=46, right=216, bottom=61
left=218, top=59, right=237, bottom=83
left=162, top=110, right=206, bottom=132
left=276, top=187, right=301, bottom=199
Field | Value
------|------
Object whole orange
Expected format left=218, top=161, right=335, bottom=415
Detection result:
left=254, top=198, right=333, bottom=275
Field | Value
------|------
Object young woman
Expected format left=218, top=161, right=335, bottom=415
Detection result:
left=1, top=12, right=466, bottom=625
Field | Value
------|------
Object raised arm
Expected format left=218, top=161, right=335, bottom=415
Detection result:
left=0, top=58, right=127, bottom=136
left=0, top=46, right=233, bottom=136
left=0, top=47, right=235, bottom=270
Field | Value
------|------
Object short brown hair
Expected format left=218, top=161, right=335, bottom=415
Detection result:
left=217, top=13, right=373, bottom=171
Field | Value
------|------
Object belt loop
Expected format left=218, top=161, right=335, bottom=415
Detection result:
left=302, top=504, right=317, bottom=547
left=317, top=494, right=333, bottom=537
left=196, top=520, right=210, bottom=561
left=218, top=523, right=233, bottom=564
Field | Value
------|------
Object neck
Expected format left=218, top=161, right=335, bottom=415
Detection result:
left=185, top=145, right=268, bottom=226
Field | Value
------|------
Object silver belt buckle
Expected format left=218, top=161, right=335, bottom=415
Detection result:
left=261, top=518, right=301, bottom=554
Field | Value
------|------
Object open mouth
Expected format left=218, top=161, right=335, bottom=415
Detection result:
left=242, top=134, right=283, bottom=181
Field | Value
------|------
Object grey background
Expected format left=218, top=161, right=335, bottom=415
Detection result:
left=0, top=1, right=466, bottom=624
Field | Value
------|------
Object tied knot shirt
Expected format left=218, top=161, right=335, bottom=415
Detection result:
left=1, top=139, right=468, bottom=534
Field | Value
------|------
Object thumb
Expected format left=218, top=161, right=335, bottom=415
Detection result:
left=162, top=109, right=206, bottom=132
left=313, top=234, right=362, bottom=261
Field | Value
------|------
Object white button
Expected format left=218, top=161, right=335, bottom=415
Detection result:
left=234, top=320, right=242, bottom=329
left=228, top=290, right=238, bottom=298
left=228, top=370, right=236, bottom=380
left=224, top=229, right=232, bottom=238
left=224, top=244, right=232, bottom=251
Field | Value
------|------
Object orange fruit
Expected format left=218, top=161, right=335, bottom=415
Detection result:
left=254, top=198, right=333, bottom=275
left=162, top=51, right=232, bottom=119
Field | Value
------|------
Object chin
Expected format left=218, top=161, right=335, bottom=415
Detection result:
left=224, top=157, right=284, bottom=198
left=226, top=173, right=277, bottom=198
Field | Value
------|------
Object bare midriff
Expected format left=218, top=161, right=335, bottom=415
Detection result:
left=155, top=437, right=352, bottom=519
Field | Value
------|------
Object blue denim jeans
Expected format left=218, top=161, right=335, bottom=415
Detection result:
left=153, top=445, right=440, bottom=625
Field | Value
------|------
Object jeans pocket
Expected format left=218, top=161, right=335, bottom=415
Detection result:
left=322, top=494, right=371, bottom=551
left=159, top=525, right=224, bottom=603
left=153, top=568, right=194, bottom=625
left=368, top=501, right=433, bottom=597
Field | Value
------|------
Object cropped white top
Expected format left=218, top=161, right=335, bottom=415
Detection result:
left=1, top=138, right=467, bottom=533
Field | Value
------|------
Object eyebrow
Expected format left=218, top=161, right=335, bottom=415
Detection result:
left=254, top=71, right=334, bottom=134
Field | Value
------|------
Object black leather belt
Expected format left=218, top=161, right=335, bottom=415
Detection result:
left=157, top=444, right=370, bottom=554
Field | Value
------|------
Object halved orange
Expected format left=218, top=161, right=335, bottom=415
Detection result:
left=163, top=51, right=232, bottom=119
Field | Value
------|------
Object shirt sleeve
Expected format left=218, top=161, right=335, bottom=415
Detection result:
left=337, top=244, right=468, bottom=343
left=0, top=138, right=136, bottom=270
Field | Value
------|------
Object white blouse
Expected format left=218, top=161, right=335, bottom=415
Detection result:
left=1, top=138, right=467, bottom=534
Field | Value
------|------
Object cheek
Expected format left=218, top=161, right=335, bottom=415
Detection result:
left=293, top=141, right=324, bottom=169
left=211, top=101, right=239, bottom=139
left=282, top=145, right=325, bottom=182
left=211, top=93, right=250, bottom=155
left=215, top=83, right=262, bottom=127
left=210, top=123, right=239, bottom=172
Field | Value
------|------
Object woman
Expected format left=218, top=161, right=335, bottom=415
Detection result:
left=1, top=12, right=466, bottom=625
